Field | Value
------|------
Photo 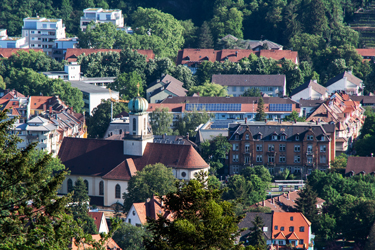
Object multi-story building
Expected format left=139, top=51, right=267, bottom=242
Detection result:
left=212, top=74, right=286, bottom=97
left=80, top=8, right=124, bottom=32
left=22, top=17, right=66, bottom=56
left=227, top=121, right=335, bottom=176
left=52, top=37, right=78, bottom=61
left=0, top=29, right=28, bottom=48
left=325, top=71, right=363, bottom=96
left=291, top=80, right=329, bottom=102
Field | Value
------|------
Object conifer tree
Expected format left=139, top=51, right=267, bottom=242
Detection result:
left=295, top=185, right=319, bottom=223
left=247, top=215, right=267, bottom=248
left=255, top=97, right=266, bottom=121
left=198, top=21, right=214, bottom=49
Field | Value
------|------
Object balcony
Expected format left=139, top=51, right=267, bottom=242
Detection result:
left=306, top=151, right=314, bottom=156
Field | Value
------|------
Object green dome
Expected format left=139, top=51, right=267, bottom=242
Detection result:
left=128, top=96, right=148, bottom=114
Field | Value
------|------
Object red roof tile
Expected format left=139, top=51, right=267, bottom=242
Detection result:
left=346, top=156, right=375, bottom=174
left=88, top=212, right=104, bottom=232
left=259, top=50, right=299, bottom=64
left=65, top=48, right=155, bottom=62
left=0, top=48, right=43, bottom=58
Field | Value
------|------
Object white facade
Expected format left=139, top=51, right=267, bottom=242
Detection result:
left=291, top=85, right=329, bottom=102
left=228, top=86, right=285, bottom=97
left=80, top=8, right=124, bottom=32
left=125, top=205, right=143, bottom=226
left=22, top=17, right=66, bottom=56
left=0, top=29, right=28, bottom=48
left=326, top=77, right=363, bottom=96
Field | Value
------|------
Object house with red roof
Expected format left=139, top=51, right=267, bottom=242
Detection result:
left=58, top=96, right=209, bottom=207
left=88, top=212, right=109, bottom=234
left=71, top=234, right=122, bottom=250
left=0, top=48, right=43, bottom=58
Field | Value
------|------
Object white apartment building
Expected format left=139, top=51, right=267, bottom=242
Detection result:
left=0, top=29, right=28, bottom=48
left=22, top=17, right=66, bottom=56
left=80, top=8, right=124, bottom=32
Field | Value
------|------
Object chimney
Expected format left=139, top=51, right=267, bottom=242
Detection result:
left=43, top=104, right=46, bottom=112
left=49, top=106, right=52, bottom=114
left=265, top=118, right=267, bottom=123
left=162, top=133, right=166, bottom=139
left=316, top=120, right=318, bottom=125
left=372, top=153, right=374, bottom=157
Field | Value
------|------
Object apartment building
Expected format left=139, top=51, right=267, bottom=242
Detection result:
left=0, top=29, right=28, bottom=48
left=227, top=121, right=335, bottom=176
left=52, top=37, right=78, bottom=61
left=80, top=8, right=124, bottom=32
left=22, top=17, right=66, bottom=56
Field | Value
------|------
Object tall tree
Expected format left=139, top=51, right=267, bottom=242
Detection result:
left=200, top=134, right=231, bottom=175
left=255, top=97, right=266, bottom=121
left=197, top=21, right=214, bottom=49
left=246, top=215, right=267, bottom=248
left=79, top=22, right=118, bottom=49
left=149, top=107, right=173, bottom=135
left=108, top=71, right=144, bottom=100
left=177, top=109, right=212, bottom=137
left=188, top=81, right=228, bottom=97
left=295, top=185, right=319, bottom=224
left=145, top=171, right=244, bottom=249
left=113, top=223, right=151, bottom=250
left=123, top=163, right=177, bottom=212
left=70, top=178, right=97, bottom=234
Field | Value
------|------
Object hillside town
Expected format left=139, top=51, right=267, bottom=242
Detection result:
left=3, top=1, right=375, bottom=250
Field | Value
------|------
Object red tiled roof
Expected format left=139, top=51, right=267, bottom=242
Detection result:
left=71, top=235, right=122, bottom=250
left=147, top=103, right=185, bottom=113
left=356, top=48, right=375, bottom=58
left=346, top=156, right=375, bottom=174
left=287, top=232, right=300, bottom=240
left=88, top=212, right=104, bottom=232
left=65, top=48, right=155, bottom=62
left=102, top=160, right=132, bottom=181
left=131, top=195, right=173, bottom=225
left=259, top=50, right=299, bottom=64
left=133, top=202, right=147, bottom=224
left=0, top=48, right=43, bottom=58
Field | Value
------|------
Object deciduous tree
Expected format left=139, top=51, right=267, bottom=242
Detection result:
left=108, top=71, right=143, bottom=100
left=149, top=107, right=173, bottom=135
left=188, top=81, right=228, bottom=97
left=177, top=109, right=212, bottom=137
left=113, top=223, right=151, bottom=250
left=200, top=134, right=232, bottom=174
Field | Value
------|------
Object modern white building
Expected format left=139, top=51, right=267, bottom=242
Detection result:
left=80, top=8, right=124, bottom=32
left=325, top=71, right=363, bottom=96
left=0, top=29, right=28, bottom=48
left=22, top=17, right=66, bottom=56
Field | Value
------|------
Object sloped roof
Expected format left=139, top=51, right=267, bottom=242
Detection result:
left=88, top=212, right=105, bottom=232
left=259, top=50, right=299, bottom=64
left=0, top=48, right=43, bottom=58
left=131, top=195, right=171, bottom=225
left=148, top=74, right=188, bottom=98
left=325, top=71, right=362, bottom=87
left=238, top=212, right=272, bottom=241
left=212, top=74, right=285, bottom=87
left=356, top=48, right=375, bottom=57
left=65, top=48, right=155, bottom=62
left=290, top=80, right=328, bottom=96
left=161, top=96, right=297, bottom=105
left=148, top=103, right=185, bottom=113
left=28, top=116, right=49, bottom=124
left=345, top=156, right=375, bottom=174
left=71, top=234, right=122, bottom=250
left=299, top=99, right=325, bottom=107
left=30, top=96, right=67, bottom=111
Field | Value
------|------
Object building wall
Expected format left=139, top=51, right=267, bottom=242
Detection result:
left=87, top=92, right=114, bottom=115
left=291, top=88, right=325, bottom=102
left=150, top=90, right=175, bottom=103
left=227, top=86, right=283, bottom=97
left=126, top=205, right=142, bottom=226
left=99, top=215, right=109, bottom=234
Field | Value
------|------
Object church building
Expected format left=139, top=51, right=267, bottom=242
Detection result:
left=58, top=95, right=209, bottom=207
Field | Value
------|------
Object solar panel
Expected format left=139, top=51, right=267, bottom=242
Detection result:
left=269, top=104, right=292, bottom=112
left=185, top=103, right=241, bottom=111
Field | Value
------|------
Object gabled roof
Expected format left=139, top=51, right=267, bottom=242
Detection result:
left=88, top=212, right=105, bottom=232
left=30, top=96, right=67, bottom=111
left=0, top=48, right=43, bottom=58
left=238, top=212, right=272, bottom=240
left=325, top=71, right=363, bottom=87
left=287, top=232, right=300, bottom=240
left=131, top=195, right=172, bottom=225
left=290, top=80, right=328, bottom=96
left=28, top=116, right=49, bottom=124
left=299, top=99, right=325, bottom=107
left=148, top=74, right=188, bottom=98
left=345, top=156, right=375, bottom=174
left=65, top=48, right=155, bottom=62
left=161, top=96, right=297, bottom=105
left=71, top=234, right=122, bottom=250
left=212, top=74, right=285, bottom=87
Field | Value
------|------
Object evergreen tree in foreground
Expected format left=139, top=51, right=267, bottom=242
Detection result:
left=255, top=97, right=266, bottom=121
left=246, top=215, right=267, bottom=249
left=295, top=184, right=319, bottom=224
left=145, top=171, right=244, bottom=249
left=198, top=21, right=214, bottom=49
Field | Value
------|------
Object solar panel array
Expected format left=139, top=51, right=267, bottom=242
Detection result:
left=185, top=103, right=241, bottom=111
left=269, top=103, right=292, bottom=112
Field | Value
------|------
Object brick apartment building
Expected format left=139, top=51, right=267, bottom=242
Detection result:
left=227, top=121, right=335, bottom=176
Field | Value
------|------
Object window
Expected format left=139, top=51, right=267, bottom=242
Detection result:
left=181, top=172, right=187, bottom=177
left=232, top=154, right=239, bottom=162
left=256, top=144, right=263, bottom=151
left=144, top=118, right=146, bottom=131
left=289, top=226, right=294, bottom=232
left=31, top=31, right=35, bottom=34
left=272, top=135, right=278, bottom=140
left=235, top=135, right=239, bottom=140
left=279, top=241, right=284, bottom=245
left=320, top=155, right=327, bottom=163
left=84, top=180, right=89, bottom=193
left=99, top=181, right=104, bottom=195
left=133, top=211, right=136, bottom=216
left=299, top=239, right=304, bottom=245
left=233, top=86, right=237, bottom=92
left=128, top=218, right=131, bottom=224
left=294, top=155, right=301, bottom=163
left=268, top=155, right=274, bottom=163
left=233, top=143, right=239, bottom=151
left=307, top=156, right=313, bottom=164
left=132, top=118, right=136, bottom=131
left=274, top=226, right=278, bottom=230
left=115, top=184, right=121, bottom=198
left=245, top=144, right=250, bottom=152
left=245, top=134, right=249, bottom=140
left=307, top=144, right=313, bottom=153
left=106, top=14, right=111, bottom=20
left=321, top=136, right=325, bottom=141
left=320, top=145, right=326, bottom=152
left=290, top=216, right=293, bottom=221
left=296, top=135, right=299, bottom=141
left=307, top=135, right=314, bottom=140
left=42, top=24, right=47, bottom=28
left=281, top=135, right=286, bottom=140
left=279, top=155, right=286, bottom=163
left=240, top=86, right=244, bottom=91
left=244, top=156, right=250, bottom=163
left=256, top=155, right=263, bottom=162
left=268, top=144, right=274, bottom=151
left=294, top=145, right=301, bottom=152
left=299, top=226, right=305, bottom=232
left=279, top=144, right=286, bottom=151
left=67, top=179, right=73, bottom=193
left=50, top=24, right=56, bottom=28
left=280, top=227, right=284, bottom=231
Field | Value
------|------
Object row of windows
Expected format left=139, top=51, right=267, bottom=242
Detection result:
left=235, top=154, right=327, bottom=164
left=236, top=144, right=327, bottom=153
left=233, top=134, right=325, bottom=141
left=274, top=225, right=305, bottom=232
left=67, top=179, right=122, bottom=199
left=275, top=239, right=304, bottom=246
left=231, top=86, right=279, bottom=92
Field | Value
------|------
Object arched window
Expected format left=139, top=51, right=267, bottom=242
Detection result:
left=115, top=184, right=121, bottom=199
left=67, top=178, right=73, bottom=193
left=84, top=180, right=89, bottom=193
left=144, top=118, right=146, bottom=131
left=133, top=118, right=136, bottom=131
left=99, top=181, right=104, bottom=195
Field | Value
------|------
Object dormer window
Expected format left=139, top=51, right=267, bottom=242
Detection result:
left=235, top=135, right=239, bottom=140
left=295, top=135, right=299, bottom=141
left=272, top=135, right=278, bottom=140
left=321, top=136, right=325, bottom=141
left=281, top=135, right=286, bottom=140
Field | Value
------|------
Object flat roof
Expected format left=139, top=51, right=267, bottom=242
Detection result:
left=70, top=81, right=116, bottom=94
left=42, top=71, right=67, bottom=75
